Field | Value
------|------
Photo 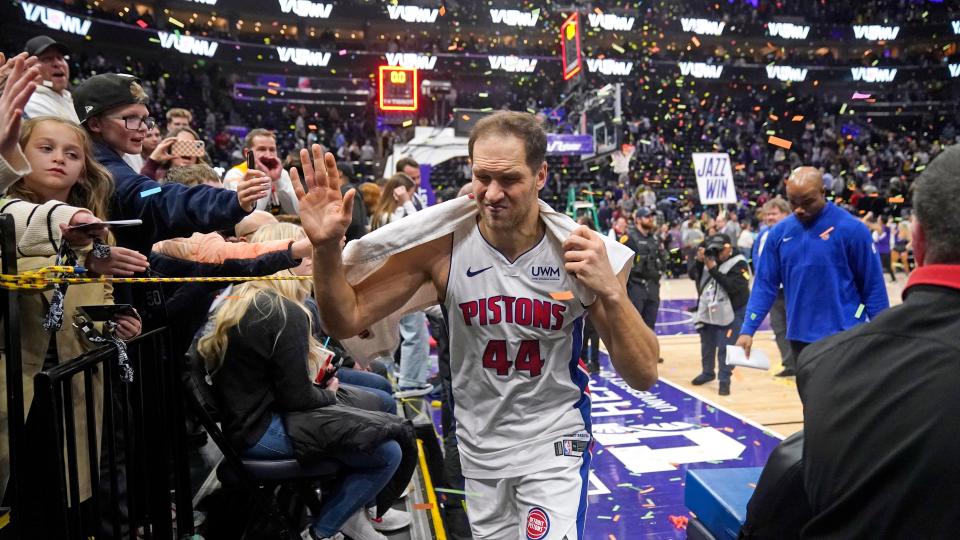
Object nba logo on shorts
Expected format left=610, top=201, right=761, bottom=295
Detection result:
left=526, top=507, right=550, bottom=539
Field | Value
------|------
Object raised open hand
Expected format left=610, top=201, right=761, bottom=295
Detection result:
left=289, top=144, right=355, bottom=247
left=0, top=53, right=41, bottom=161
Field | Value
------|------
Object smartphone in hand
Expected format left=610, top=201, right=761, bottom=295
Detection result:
left=66, top=219, right=143, bottom=231
left=246, top=150, right=257, bottom=172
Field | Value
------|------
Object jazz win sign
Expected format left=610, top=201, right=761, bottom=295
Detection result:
left=692, top=153, right=737, bottom=204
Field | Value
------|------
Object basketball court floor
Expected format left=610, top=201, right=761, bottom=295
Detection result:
left=430, top=275, right=908, bottom=538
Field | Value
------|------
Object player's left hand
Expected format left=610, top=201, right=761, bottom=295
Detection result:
left=563, top=226, right=619, bottom=300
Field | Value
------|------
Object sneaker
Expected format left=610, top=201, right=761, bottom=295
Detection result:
left=396, top=383, right=433, bottom=398
left=719, top=382, right=731, bottom=396
left=341, top=509, right=387, bottom=540
left=775, top=368, right=796, bottom=377
left=691, top=373, right=715, bottom=386
left=300, top=527, right=344, bottom=540
left=367, top=507, right=412, bottom=532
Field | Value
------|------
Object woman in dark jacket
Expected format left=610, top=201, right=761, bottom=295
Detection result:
left=198, top=274, right=414, bottom=540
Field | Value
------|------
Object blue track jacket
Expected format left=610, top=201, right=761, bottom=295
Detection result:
left=95, top=143, right=250, bottom=255
left=740, top=202, right=889, bottom=343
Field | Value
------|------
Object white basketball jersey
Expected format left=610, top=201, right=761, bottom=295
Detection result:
left=443, top=221, right=594, bottom=479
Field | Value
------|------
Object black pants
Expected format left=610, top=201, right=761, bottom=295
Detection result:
left=628, top=281, right=660, bottom=331
left=770, top=292, right=794, bottom=370
left=698, top=306, right=746, bottom=383
left=426, top=313, right=461, bottom=489
left=790, top=340, right=811, bottom=369
left=880, top=252, right=896, bottom=281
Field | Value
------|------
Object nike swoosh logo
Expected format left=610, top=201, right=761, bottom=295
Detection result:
left=466, top=266, right=493, bottom=277
left=783, top=237, right=793, bottom=242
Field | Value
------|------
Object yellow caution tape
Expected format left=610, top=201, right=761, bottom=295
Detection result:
left=0, top=266, right=311, bottom=291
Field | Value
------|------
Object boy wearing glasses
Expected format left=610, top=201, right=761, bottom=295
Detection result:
left=73, top=73, right=269, bottom=256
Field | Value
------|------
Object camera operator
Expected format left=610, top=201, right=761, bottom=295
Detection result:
left=623, top=207, right=669, bottom=345
left=689, top=234, right=751, bottom=396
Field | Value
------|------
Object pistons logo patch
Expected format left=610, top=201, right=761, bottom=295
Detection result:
left=526, top=507, right=550, bottom=540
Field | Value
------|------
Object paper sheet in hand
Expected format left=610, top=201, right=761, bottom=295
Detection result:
left=725, top=345, right=770, bottom=370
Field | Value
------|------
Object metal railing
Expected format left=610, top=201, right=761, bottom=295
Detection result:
left=29, top=328, right=194, bottom=539
left=0, top=215, right=193, bottom=538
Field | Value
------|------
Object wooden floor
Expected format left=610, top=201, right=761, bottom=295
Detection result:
left=647, top=274, right=909, bottom=439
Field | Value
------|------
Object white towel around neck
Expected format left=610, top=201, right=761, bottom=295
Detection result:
left=336, top=195, right=634, bottom=365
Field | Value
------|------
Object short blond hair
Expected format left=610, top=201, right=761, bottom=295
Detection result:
left=166, top=107, right=192, bottom=123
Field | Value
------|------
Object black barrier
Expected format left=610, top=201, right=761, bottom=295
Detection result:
left=23, top=327, right=194, bottom=539
left=0, top=214, right=24, bottom=538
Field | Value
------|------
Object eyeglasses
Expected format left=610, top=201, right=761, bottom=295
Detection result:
left=110, top=115, right=156, bottom=130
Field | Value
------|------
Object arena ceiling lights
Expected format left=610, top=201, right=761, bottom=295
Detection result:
left=386, top=4, right=440, bottom=24
left=277, top=0, right=333, bottom=18
left=766, top=22, right=811, bottom=39
left=156, top=31, right=219, bottom=57
left=20, top=1, right=91, bottom=36
left=587, top=12, right=635, bottom=32
left=851, top=24, right=900, bottom=40
left=490, top=8, right=539, bottom=27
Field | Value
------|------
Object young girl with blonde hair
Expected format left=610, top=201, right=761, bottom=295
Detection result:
left=198, top=229, right=411, bottom=539
left=2, top=116, right=147, bottom=510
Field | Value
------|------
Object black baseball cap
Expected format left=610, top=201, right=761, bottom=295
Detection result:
left=24, top=35, right=70, bottom=57
left=706, top=233, right=732, bottom=246
left=73, top=73, right=144, bottom=124
left=635, top=206, right=654, bottom=218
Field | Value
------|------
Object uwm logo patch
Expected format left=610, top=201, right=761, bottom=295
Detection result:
left=526, top=507, right=550, bottom=539
left=531, top=266, right=560, bottom=281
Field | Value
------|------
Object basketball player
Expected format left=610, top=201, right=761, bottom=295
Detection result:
left=294, top=112, right=659, bottom=539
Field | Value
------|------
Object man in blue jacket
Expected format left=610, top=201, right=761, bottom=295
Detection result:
left=735, top=167, right=888, bottom=362
left=72, top=73, right=266, bottom=256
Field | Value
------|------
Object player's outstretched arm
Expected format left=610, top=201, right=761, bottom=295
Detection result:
left=564, top=227, right=659, bottom=390
left=292, top=145, right=438, bottom=339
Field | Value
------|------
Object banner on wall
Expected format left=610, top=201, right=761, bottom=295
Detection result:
left=692, top=152, right=737, bottom=204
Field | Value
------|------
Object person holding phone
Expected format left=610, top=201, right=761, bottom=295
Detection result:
left=140, top=126, right=208, bottom=181
left=223, top=128, right=300, bottom=215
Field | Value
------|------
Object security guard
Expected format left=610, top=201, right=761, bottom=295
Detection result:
left=622, top=207, right=669, bottom=333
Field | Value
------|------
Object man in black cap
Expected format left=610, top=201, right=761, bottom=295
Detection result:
left=22, top=35, right=77, bottom=122
left=688, top=233, right=751, bottom=395
left=622, top=206, right=669, bottom=332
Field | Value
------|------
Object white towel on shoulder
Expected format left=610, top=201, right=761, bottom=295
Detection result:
left=337, top=195, right=634, bottom=365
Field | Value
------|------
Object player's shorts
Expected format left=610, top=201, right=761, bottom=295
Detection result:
left=464, top=451, right=592, bottom=540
